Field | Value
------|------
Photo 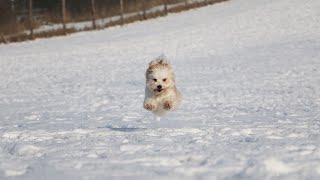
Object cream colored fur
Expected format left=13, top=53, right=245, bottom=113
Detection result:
left=143, top=56, right=182, bottom=116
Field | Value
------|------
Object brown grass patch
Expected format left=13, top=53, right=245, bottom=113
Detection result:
left=1, top=28, right=77, bottom=43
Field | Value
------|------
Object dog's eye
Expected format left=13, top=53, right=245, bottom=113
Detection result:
left=163, top=78, right=167, bottom=82
left=153, top=79, right=157, bottom=82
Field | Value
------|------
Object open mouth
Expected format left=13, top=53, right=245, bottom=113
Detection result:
left=155, top=89, right=163, bottom=92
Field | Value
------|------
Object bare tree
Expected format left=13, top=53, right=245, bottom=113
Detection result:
left=120, top=0, right=124, bottom=25
left=28, top=0, right=33, bottom=38
left=142, top=0, right=146, bottom=20
left=163, top=0, right=167, bottom=15
left=62, top=0, right=66, bottom=31
left=0, top=0, right=15, bottom=34
left=91, top=0, right=96, bottom=29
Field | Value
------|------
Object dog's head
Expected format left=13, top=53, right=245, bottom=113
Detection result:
left=145, top=56, right=175, bottom=95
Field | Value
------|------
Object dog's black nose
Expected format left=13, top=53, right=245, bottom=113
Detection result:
left=157, top=85, right=162, bottom=89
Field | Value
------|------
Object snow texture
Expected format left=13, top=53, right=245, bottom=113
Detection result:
left=0, top=0, right=320, bottom=179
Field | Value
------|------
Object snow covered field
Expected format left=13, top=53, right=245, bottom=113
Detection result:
left=0, top=0, right=320, bottom=179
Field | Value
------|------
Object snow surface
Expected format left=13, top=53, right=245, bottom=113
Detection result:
left=1, top=0, right=320, bottom=179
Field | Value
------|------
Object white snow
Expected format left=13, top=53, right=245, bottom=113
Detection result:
left=263, top=158, right=297, bottom=175
left=11, top=144, right=42, bottom=157
left=0, top=0, right=320, bottom=179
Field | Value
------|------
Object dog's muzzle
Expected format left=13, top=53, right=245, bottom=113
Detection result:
left=155, top=85, right=163, bottom=92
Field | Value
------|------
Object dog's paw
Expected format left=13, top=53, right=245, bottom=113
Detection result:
left=163, top=101, right=173, bottom=110
left=144, top=102, right=156, bottom=111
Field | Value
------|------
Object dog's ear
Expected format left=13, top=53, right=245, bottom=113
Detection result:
left=157, top=54, right=170, bottom=65
left=145, top=69, right=152, bottom=79
left=148, top=59, right=158, bottom=68
left=149, top=54, right=171, bottom=69
left=158, top=59, right=170, bottom=66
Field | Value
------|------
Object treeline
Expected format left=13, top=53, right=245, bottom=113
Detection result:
left=1, top=0, right=170, bottom=18
left=1, top=0, right=225, bottom=43
left=1, top=0, right=152, bottom=21
left=0, top=0, right=167, bottom=34
left=2, top=0, right=131, bottom=14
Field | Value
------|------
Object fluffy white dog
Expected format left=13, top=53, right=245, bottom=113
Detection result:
left=143, top=55, right=182, bottom=116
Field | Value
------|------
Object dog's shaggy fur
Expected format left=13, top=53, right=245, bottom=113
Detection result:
left=143, top=55, right=182, bottom=116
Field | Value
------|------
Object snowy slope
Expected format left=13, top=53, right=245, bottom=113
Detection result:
left=0, top=0, right=320, bottom=179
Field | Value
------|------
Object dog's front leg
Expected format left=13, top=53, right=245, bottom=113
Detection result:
left=143, top=98, right=157, bottom=111
left=163, top=93, right=182, bottom=111
left=163, top=100, right=173, bottom=110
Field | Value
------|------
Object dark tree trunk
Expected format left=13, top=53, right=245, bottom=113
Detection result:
left=28, top=0, right=33, bottom=38
left=91, top=0, right=96, bottom=29
left=62, top=0, right=66, bottom=30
